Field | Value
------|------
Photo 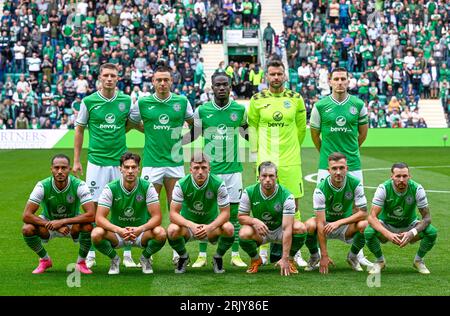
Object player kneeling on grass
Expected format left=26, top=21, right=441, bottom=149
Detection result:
left=365, top=162, right=438, bottom=275
left=22, top=154, right=95, bottom=274
left=91, top=152, right=166, bottom=275
left=167, top=153, right=234, bottom=274
left=303, top=152, right=370, bottom=274
left=238, top=161, right=307, bottom=275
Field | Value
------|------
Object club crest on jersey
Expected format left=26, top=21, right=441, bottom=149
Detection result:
left=273, top=111, right=283, bottom=121
left=350, top=106, right=357, bottom=115
left=118, top=102, right=126, bottom=112
left=173, top=103, right=181, bottom=112
left=274, top=202, right=282, bottom=212
left=332, top=203, right=343, bottom=212
left=124, top=207, right=134, bottom=217
left=345, top=191, right=353, bottom=200
left=57, top=205, right=66, bottom=214
left=136, top=194, right=144, bottom=202
left=217, top=124, right=227, bottom=135
left=159, top=114, right=170, bottom=124
left=230, top=112, right=238, bottom=121
left=335, top=116, right=346, bottom=126
left=206, top=190, right=214, bottom=199
left=406, top=195, right=414, bottom=205
left=193, top=201, right=204, bottom=210
left=66, top=194, right=75, bottom=204
left=105, top=113, right=116, bottom=124
left=283, top=100, right=291, bottom=109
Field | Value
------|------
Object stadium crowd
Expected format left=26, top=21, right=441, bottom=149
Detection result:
left=0, top=0, right=263, bottom=130
left=278, top=0, right=450, bottom=127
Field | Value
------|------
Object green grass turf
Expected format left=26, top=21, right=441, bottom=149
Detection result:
left=1, top=147, right=449, bottom=295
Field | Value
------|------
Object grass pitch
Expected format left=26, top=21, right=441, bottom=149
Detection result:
left=0, top=147, right=449, bottom=296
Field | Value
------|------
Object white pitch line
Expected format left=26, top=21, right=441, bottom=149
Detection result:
left=304, top=165, right=450, bottom=193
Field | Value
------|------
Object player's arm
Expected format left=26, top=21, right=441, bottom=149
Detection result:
left=182, top=107, right=202, bottom=145
left=95, top=187, right=130, bottom=238
left=295, top=96, right=307, bottom=146
left=309, top=105, right=321, bottom=152
left=239, top=109, right=250, bottom=141
left=399, top=186, right=431, bottom=247
left=184, top=100, right=195, bottom=127
left=169, top=182, right=199, bottom=230
left=358, top=104, right=369, bottom=147
left=238, top=190, right=269, bottom=235
left=247, top=97, right=260, bottom=155
left=126, top=100, right=144, bottom=133
left=73, top=101, right=88, bottom=177
left=277, top=195, right=296, bottom=276
left=23, top=182, right=50, bottom=226
left=316, top=210, right=334, bottom=274
left=368, top=185, right=402, bottom=245
left=203, top=183, right=231, bottom=234
left=134, top=185, right=163, bottom=235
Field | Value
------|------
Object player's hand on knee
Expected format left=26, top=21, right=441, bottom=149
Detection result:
left=388, top=232, right=403, bottom=246
left=194, top=225, right=207, bottom=239
left=253, top=219, right=269, bottom=237
left=399, top=231, right=414, bottom=248
left=57, top=226, right=70, bottom=235
left=324, top=222, right=339, bottom=235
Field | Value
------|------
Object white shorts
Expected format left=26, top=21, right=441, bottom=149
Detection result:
left=261, top=226, right=283, bottom=245
left=86, top=162, right=121, bottom=202
left=39, top=215, right=76, bottom=243
left=325, top=222, right=352, bottom=244
left=317, top=169, right=363, bottom=185
left=113, top=231, right=145, bottom=248
left=216, top=173, right=243, bottom=203
left=141, top=166, right=185, bottom=185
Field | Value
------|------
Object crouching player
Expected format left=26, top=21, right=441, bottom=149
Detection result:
left=22, top=154, right=95, bottom=274
left=91, top=152, right=166, bottom=275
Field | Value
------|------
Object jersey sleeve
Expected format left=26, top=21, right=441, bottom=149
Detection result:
left=193, top=107, right=202, bottom=128
left=309, top=105, right=321, bottom=130
left=172, top=182, right=184, bottom=204
left=295, top=95, right=307, bottom=146
left=238, top=189, right=251, bottom=215
left=217, top=182, right=230, bottom=208
left=28, top=182, right=44, bottom=205
left=185, top=100, right=194, bottom=120
left=354, top=182, right=367, bottom=209
left=240, top=107, right=248, bottom=126
left=416, top=185, right=428, bottom=209
left=247, top=98, right=259, bottom=152
left=128, top=100, right=141, bottom=123
left=358, top=102, right=369, bottom=125
left=77, top=181, right=93, bottom=205
left=146, top=184, right=160, bottom=205
left=75, top=101, right=89, bottom=126
left=97, top=186, right=113, bottom=208
left=372, top=184, right=386, bottom=207
left=313, top=188, right=326, bottom=211
left=283, top=194, right=296, bottom=216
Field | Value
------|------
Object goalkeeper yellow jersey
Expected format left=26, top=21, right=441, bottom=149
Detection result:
left=248, top=88, right=307, bottom=167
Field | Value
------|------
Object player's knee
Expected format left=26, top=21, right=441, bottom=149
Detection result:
left=167, top=224, right=181, bottom=239
left=91, top=227, right=105, bottom=243
left=239, top=225, right=253, bottom=240
left=154, top=226, right=167, bottom=241
left=364, top=226, right=376, bottom=240
left=305, top=218, right=316, bottom=234
left=22, top=224, right=37, bottom=237
left=424, top=225, right=438, bottom=241
left=222, top=222, right=234, bottom=237
left=293, top=221, right=306, bottom=234
left=357, top=220, right=368, bottom=233
left=80, top=223, right=93, bottom=232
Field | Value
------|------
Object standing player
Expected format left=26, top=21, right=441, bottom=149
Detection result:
left=304, top=153, right=369, bottom=273
left=309, top=66, right=372, bottom=269
left=238, top=161, right=307, bottom=275
left=167, top=153, right=235, bottom=274
left=22, top=154, right=95, bottom=274
left=365, top=163, right=438, bottom=274
left=182, top=71, right=248, bottom=268
left=248, top=59, right=308, bottom=266
left=91, top=152, right=166, bottom=275
left=134, top=65, right=194, bottom=264
left=73, top=63, right=141, bottom=268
